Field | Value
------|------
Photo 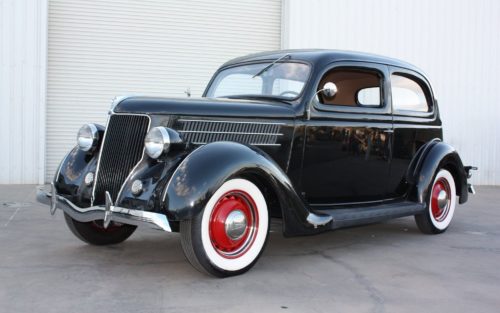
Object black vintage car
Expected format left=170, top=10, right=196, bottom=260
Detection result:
left=38, top=49, right=476, bottom=277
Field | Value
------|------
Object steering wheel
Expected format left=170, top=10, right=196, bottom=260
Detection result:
left=279, top=91, right=300, bottom=97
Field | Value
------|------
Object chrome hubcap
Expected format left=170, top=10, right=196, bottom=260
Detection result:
left=437, top=190, right=448, bottom=209
left=224, top=210, right=247, bottom=240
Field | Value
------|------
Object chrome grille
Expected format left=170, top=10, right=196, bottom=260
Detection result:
left=93, top=114, right=150, bottom=204
left=178, top=119, right=283, bottom=146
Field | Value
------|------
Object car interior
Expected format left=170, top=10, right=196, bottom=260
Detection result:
left=318, top=68, right=382, bottom=107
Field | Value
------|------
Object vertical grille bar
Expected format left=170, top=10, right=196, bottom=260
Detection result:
left=93, top=114, right=150, bottom=204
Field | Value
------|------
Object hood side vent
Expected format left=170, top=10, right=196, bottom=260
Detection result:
left=177, top=119, right=283, bottom=146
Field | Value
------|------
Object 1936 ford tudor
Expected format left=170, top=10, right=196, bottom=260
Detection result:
left=37, top=50, right=476, bottom=277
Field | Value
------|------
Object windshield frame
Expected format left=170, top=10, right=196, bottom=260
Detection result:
left=203, top=60, right=313, bottom=103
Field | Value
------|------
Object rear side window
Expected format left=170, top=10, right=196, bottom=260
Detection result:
left=318, top=68, right=383, bottom=107
left=391, top=74, right=429, bottom=112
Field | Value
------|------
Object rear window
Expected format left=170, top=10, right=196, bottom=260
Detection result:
left=391, top=74, right=430, bottom=112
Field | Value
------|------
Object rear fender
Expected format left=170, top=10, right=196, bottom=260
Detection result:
left=408, top=140, right=468, bottom=204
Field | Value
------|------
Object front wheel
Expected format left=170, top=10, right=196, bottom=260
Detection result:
left=64, top=213, right=137, bottom=245
left=415, top=169, right=457, bottom=234
left=180, top=178, right=269, bottom=277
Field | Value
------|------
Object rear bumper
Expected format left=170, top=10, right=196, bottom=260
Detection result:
left=465, top=166, right=478, bottom=195
left=36, top=183, right=172, bottom=232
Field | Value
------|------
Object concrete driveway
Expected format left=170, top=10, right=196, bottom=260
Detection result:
left=1, top=185, right=499, bottom=313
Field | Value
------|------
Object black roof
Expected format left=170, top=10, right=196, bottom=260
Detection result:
left=221, top=49, right=424, bottom=74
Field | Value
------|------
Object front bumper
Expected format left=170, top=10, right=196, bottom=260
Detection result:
left=36, top=183, right=172, bottom=232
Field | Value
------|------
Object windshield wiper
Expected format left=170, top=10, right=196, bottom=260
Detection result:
left=252, top=54, right=291, bottom=78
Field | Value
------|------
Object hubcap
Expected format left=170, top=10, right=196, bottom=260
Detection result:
left=431, top=178, right=451, bottom=222
left=225, top=210, right=247, bottom=240
left=437, top=190, right=448, bottom=209
left=209, top=190, right=258, bottom=258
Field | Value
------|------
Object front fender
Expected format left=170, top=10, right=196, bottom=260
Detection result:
left=53, top=146, right=98, bottom=206
left=161, top=141, right=314, bottom=235
left=53, top=124, right=105, bottom=206
left=409, top=140, right=468, bottom=204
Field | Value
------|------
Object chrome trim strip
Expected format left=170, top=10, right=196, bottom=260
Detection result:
left=37, top=186, right=172, bottom=232
left=190, top=142, right=281, bottom=146
left=178, top=119, right=285, bottom=125
left=114, top=114, right=152, bottom=201
left=178, top=130, right=283, bottom=136
left=309, top=197, right=401, bottom=207
left=91, top=114, right=111, bottom=205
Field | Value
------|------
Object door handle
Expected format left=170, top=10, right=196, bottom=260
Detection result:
left=383, top=129, right=394, bottom=134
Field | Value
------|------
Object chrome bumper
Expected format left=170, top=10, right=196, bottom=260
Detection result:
left=36, top=183, right=172, bottom=232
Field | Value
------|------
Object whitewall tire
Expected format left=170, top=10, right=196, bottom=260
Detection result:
left=180, top=178, right=269, bottom=277
left=415, top=169, right=457, bottom=234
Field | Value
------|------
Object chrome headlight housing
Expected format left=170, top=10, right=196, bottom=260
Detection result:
left=77, top=123, right=99, bottom=151
left=144, top=127, right=170, bottom=159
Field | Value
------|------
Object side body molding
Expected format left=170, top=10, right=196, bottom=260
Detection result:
left=407, top=140, right=468, bottom=204
left=162, top=142, right=327, bottom=235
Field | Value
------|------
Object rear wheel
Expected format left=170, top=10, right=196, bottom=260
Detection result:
left=415, top=169, right=457, bottom=234
left=180, top=178, right=269, bottom=277
left=64, top=213, right=137, bottom=245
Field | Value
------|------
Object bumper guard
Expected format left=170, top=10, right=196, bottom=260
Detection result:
left=36, top=183, right=172, bottom=232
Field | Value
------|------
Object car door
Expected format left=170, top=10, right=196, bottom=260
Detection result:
left=302, top=62, right=393, bottom=204
left=387, top=66, right=442, bottom=197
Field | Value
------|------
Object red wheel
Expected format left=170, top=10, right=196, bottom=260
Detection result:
left=209, top=190, right=259, bottom=258
left=430, top=177, right=452, bottom=222
left=415, top=169, right=457, bottom=234
left=180, top=178, right=269, bottom=277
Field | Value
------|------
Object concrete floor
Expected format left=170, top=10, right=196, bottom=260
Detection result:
left=0, top=185, right=499, bottom=313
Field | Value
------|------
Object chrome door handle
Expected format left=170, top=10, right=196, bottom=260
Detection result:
left=383, top=129, right=394, bottom=133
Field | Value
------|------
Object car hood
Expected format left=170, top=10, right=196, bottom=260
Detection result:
left=113, top=96, right=296, bottom=119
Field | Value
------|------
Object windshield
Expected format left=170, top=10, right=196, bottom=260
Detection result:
left=205, top=62, right=311, bottom=101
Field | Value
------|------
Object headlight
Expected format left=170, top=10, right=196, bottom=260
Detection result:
left=77, top=123, right=99, bottom=151
left=144, top=127, right=170, bottom=159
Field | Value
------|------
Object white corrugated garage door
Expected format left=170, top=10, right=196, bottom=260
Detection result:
left=46, top=0, right=281, bottom=181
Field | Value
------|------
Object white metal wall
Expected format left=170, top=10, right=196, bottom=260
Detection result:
left=46, top=0, right=281, bottom=182
left=283, top=0, right=500, bottom=185
left=0, top=0, right=47, bottom=184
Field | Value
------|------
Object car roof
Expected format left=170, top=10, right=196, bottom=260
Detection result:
left=221, top=49, right=424, bottom=74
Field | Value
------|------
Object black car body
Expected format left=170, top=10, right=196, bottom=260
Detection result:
left=38, top=50, right=475, bottom=277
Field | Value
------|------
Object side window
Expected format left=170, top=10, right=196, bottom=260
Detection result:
left=318, top=68, right=382, bottom=107
left=357, top=87, right=380, bottom=107
left=391, top=74, right=430, bottom=112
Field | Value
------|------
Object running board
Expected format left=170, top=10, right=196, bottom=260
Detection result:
left=311, top=201, right=426, bottom=230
